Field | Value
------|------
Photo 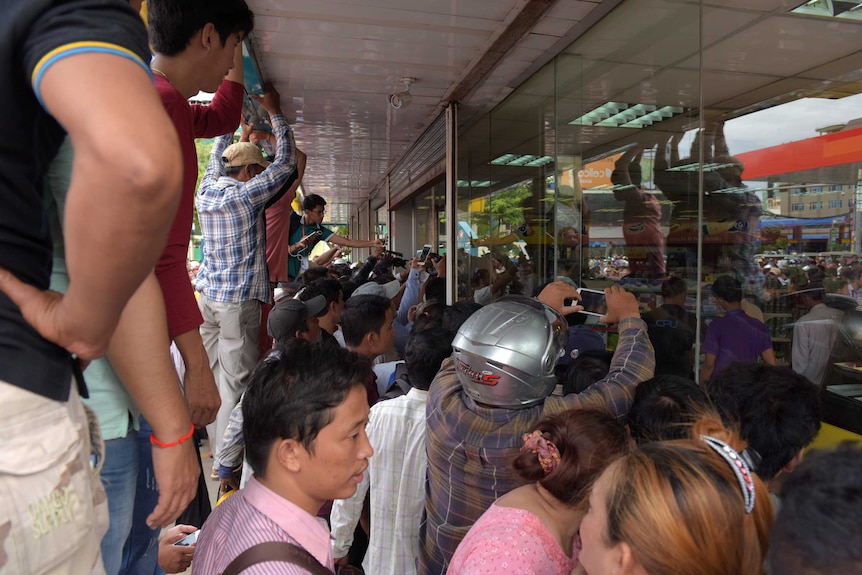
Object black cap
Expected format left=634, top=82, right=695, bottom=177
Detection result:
left=267, top=295, right=326, bottom=343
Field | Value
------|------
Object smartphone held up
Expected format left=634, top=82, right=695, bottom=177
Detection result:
left=574, top=288, right=608, bottom=317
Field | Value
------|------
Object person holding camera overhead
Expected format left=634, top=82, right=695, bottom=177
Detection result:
left=287, top=193, right=385, bottom=281
left=194, top=83, right=298, bottom=468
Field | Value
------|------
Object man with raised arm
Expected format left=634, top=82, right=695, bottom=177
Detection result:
left=419, top=283, right=655, bottom=573
left=147, top=0, right=254, bottom=430
left=195, top=84, right=298, bottom=466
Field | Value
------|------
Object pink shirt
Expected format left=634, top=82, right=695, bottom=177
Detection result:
left=192, top=476, right=334, bottom=575
left=448, top=504, right=580, bottom=575
left=264, top=193, right=293, bottom=283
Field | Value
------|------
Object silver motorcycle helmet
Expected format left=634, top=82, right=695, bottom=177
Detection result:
left=452, top=295, right=568, bottom=409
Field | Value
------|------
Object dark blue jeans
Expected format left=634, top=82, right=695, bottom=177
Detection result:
left=119, top=415, right=163, bottom=575
left=100, top=431, right=138, bottom=575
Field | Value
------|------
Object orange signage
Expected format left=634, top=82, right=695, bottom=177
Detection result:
left=577, top=154, right=622, bottom=188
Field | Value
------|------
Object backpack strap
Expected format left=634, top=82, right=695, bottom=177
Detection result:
left=221, top=541, right=333, bottom=575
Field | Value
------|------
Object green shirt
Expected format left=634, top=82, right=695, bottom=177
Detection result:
left=44, top=139, right=138, bottom=440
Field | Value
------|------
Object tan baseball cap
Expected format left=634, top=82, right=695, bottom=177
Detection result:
left=222, top=142, right=270, bottom=169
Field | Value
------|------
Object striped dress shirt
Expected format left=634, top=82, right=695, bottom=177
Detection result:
left=195, top=113, right=296, bottom=304
left=330, top=388, right=428, bottom=575
left=419, top=317, right=655, bottom=574
left=192, top=476, right=334, bottom=575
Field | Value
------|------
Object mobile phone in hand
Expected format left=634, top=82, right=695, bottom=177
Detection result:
left=576, top=288, right=608, bottom=316
left=173, top=530, right=200, bottom=547
left=417, top=244, right=432, bottom=264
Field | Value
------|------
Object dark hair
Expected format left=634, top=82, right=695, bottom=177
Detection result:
left=804, top=281, right=826, bottom=302
left=512, top=407, right=630, bottom=507
left=302, top=193, right=326, bottom=211
left=405, top=327, right=453, bottom=391
left=224, top=165, right=244, bottom=177
left=824, top=278, right=848, bottom=294
left=148, top=0, right=254, bottom=56
left=329, top=263, right=351, bottom=280
left=661, top=276, right=687, bottom=300
left=339, top=280, right=358, bottom=300
left=242, top=340, right=371, bottom=478
left=768, top=444, right=862, bottom=575
left=300, top=266, right=330, bottom=284
left=412, top=299, right=445, bottom=333
left=341, top=294, right=390, bottom=347
left=628, top=375, right=709, bottom=444
left=563, top=350, right=613, bottom=395
left=806, top=266, right=827, bottom=285
left=472, top=268, right=489, bottom=287
left=442, top=301, right=482, bottom=334
left=275, top=281, right=303, bottom=300
left=711, top=275, right=742, bottom=303
left=310, top=278, right=343, bottom=308
left=425, top=277, right=446, bottom=303
left=706, top=362, right=821, bottom=481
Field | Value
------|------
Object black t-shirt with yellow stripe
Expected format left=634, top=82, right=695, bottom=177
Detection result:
left=0, top=0, right=150, bottom=400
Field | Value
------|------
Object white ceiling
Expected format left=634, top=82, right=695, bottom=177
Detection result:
left=247, top=0, right=862, bottom=213
left=246, top=0, right=606, bottom=215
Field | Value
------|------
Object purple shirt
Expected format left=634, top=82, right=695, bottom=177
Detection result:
left=192, top=476, right=334, bottom=575
left=703, top=309, right=772, bottom=377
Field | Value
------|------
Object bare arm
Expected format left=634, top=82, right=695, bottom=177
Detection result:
left=0, top=54, right=181, bottom=359
left=700, top=353, right=717, bottom=386
left=490, top=259, right=518, bottom=297
left=328, top=235, right=385, bottom=250
left=760, top=347, right=776, bottom=366
left=174, top=329, right=221, bottom=428
left=312, top=245, right=341, bottom=268
left=107, top=274, right=199, bottom=528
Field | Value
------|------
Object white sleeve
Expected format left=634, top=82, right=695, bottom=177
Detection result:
left=330, top=471, right=369, bottom=559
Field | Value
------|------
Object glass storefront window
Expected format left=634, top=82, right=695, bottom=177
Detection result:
left=455, top=0, right=862, bottom=407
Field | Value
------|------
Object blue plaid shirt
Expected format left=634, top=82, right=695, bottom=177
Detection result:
left=419, top=317, right=655, bottom=574
left=195, top=114, right=296, bottom=303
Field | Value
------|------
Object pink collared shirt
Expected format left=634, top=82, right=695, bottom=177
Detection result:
left=192, top=476, right=334, bottom=574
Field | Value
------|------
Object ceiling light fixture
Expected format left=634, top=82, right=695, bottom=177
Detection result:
left=490, top=154, right=554, bottom=167
left=457, top=180, right=496, bottom=187
left=791, top=0, right=862, bottom=20
left=569, top=102, right=688, bottom=128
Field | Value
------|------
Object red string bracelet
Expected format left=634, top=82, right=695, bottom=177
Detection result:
left=150, top=422, right=195, bottom=448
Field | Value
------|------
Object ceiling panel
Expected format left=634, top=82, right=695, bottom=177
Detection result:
left=246, top=0, right=605, bottom=210
left=703, top=0, right=803, bottom=12
left=698, top=15, right=862, bottom=76
left=243, top=0, right=862, bottom=217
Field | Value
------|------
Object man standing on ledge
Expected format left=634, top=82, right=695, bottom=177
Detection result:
left=195, top=84, right=298, bottom=468
left=147, top=0, right=254, bottom=429
left=287, top=193, right=385, bottom=281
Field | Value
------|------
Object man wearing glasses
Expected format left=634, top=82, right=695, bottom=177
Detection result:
left=286, top=193, right=384, bottom=281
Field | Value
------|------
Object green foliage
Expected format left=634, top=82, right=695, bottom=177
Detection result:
left=191, top=139, right=216, bottom=236
left=471, top=183, right=533, bottom=237
left=196, top=139, right=215, bottom=190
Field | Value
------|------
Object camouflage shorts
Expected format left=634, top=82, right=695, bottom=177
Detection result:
left=0, top=380, right=108, bottom=575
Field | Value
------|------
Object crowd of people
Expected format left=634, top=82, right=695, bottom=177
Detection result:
left=3, top=1, right=862, bottom=575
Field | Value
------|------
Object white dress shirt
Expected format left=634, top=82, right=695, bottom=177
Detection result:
left=792, top=302, right=844, bottom=386
left=330, top=388, right=428, bottom=575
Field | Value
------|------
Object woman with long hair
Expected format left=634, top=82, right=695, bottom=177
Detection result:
left=448, top=408, right=631, bottom=574
left=578, top=415, right=774, bottom=575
